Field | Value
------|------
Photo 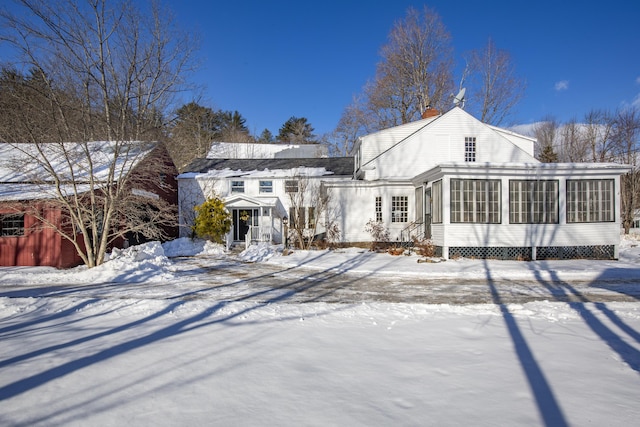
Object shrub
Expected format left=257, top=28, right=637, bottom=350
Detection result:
left=413, top=237, right=436, bottom=257
left=364, top=219, right=390, bottom=251
left=192, top=197, right=232, bottom=243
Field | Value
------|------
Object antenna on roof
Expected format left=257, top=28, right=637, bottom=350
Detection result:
left=452, top=87, right=466, bottom=109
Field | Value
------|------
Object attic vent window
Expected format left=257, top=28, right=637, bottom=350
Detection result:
left=465, top=137, right=476, bottom=162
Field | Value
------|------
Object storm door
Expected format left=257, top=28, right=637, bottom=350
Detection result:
left=233, top=208, right=258, bottom=241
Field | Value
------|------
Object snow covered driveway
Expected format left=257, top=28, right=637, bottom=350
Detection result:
left=2, top=255, right=640, bottom=305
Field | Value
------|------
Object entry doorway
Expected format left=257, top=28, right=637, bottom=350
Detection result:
left=232, top=208, right=258, bottom=241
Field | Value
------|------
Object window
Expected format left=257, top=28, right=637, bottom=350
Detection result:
left=1, top=213, right=25, bottom=237
left=259, top=180, right=273, bottom=193
left=509, top=180, right=558, bottom=224
left=451, top=179, right=500, bottom=223
left=231, top=181, right=244, bottom=193
left=285, top=180, right=299, bottom=193
left=567, top=179, right=614, bottom=223
left=391, top=196, right=408, bottom=223
left=375, top=196, right=382, bottom=222
left=464, top=137, right=476, bottom=162
left=432, top=180, right=443, bottom=223
left=308, top=207, right=315, bottom=227
left=289, top=206, right=315, bottom=228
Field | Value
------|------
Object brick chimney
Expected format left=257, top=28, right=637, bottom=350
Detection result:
left=421, top=105, right=439, bottom=119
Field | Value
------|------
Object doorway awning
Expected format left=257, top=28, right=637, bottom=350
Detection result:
left=223, top=194, right=287, bottom=217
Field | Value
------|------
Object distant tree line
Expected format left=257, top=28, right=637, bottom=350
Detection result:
left=167, top=101, right=318, bottom=171
left=532, top=107, right=640, bottom=233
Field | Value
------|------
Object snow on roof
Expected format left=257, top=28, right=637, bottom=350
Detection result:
left=207, top=142, right=328, bottom=159
left=179, top=157, right=353, bottom=179
left=183, top=166, right=336, bottom=180
left=0, top=141, right=156, bottom=201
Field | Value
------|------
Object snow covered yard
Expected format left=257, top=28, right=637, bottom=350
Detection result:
left=1, top=236, right=640, bottom=426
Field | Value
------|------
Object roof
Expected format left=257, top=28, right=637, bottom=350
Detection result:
left=181, top=157, right=354, bottom=178
left=0, top=141, right=157, bottom=201
left=207, top=142, right=328, bottom=159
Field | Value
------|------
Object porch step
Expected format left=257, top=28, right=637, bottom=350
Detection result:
left=228, top=244, right=245, bottom=255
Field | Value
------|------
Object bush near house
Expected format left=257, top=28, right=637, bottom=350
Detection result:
left=193, top=197, right=232, bottom=243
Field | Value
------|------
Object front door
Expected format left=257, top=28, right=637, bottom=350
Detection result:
left=233, top=208, right=258, bottom=241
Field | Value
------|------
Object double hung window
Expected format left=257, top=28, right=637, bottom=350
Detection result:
left=231, top=181, right=244, bottom=193
left=391, top=196, right=408, bottom=223
left=259, top=180, right=273, bottom=193
left=464, top=137, right=476, bottom=162
left=375, top=196, right=382, bottom=222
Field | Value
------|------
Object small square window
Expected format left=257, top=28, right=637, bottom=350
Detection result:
left=259, top=180, right=273, bottom=193
left=231, top=181, right=244, bottom=193
left=285, top=180, right=299, bottom=193
left=1, top=213, right=25, bottom=237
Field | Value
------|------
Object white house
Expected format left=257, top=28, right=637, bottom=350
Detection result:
left=325, top=106, right=629, bottom=260
left=178, top=107, right=629, bottom=260
left=177, top=152, right=353, bottom=247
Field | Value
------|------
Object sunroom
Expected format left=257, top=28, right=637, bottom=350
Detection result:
left=412, top=162, right=630, bottom=260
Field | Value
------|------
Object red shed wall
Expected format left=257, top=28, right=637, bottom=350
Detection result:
left=0, top=205, right=82, bottom=268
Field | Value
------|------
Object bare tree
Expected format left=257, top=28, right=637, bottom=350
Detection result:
left=465, top=38, right=525, bottom=126
left=583, top=109, right=616, bottom=162
left=323, top=97, right=369, bottom=157
left=338, top=6, right=454, bottom=136
left=0, top=0, right=195, bottom=267
left=286, top=175, right=339, bottom=250
left=559, top=118, right=589, bottom=162
left=612, top=107, right=640, bottom=233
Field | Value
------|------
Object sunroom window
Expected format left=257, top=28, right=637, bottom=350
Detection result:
left=451, top=179, right=500, bottom=223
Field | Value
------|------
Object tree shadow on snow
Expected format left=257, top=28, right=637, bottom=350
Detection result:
left=483, top=259, right=569, bottom=427
left=0, top=248, right=392, bottom=415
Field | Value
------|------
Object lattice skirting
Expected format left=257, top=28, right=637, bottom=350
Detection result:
left=443, top=245, right=615, bottom=261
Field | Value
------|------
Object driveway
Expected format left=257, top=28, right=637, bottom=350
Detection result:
left=2, top=255, right=639, bottom=304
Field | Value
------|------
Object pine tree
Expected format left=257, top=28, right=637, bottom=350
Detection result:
left=538, top=143, right=559, bottom=163
left=277, top=117, right=315, bottom=143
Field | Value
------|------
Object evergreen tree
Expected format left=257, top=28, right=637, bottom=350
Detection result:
left=258, top=128, right=274, bottom=143
left=218, top=110, right=252, bottom=142
left=277, top=116, right=315, bottom=143
left=538, top=143, right=559, bottom=163
left=192, top=197, right=232, bottom=243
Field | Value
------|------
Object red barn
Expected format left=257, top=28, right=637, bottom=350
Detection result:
left=0, top=142, right=177, bottom=268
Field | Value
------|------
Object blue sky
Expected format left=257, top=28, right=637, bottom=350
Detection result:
left=173, top=0, right=639, bottom=136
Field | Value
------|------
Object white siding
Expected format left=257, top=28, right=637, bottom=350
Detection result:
left=359, top=118, right=436, bottom=165
left=364, top=108, right=538, bottom=180
left=441, top=223, right=620, bottom=248
left=327, top=182, right=415, bottom=242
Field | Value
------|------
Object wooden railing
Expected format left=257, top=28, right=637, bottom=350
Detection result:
left=245, top=226, right=273, bottom=249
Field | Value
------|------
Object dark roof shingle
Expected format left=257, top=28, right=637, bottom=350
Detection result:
left=184, top=157, right=354, bottom=176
